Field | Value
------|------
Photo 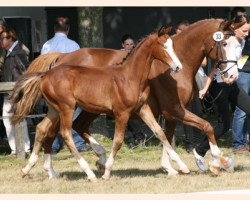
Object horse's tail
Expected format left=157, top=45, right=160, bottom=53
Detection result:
left=9, top=72, right=46, bottom=124
left=26, top=52, right=61, bottom=73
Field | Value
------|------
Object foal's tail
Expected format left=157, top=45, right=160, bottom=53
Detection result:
left=9, top=72, right=46, bottom=124
left=26, top=52, right=61, bottom=73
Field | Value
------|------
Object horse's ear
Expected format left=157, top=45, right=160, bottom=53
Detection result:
left=221, top=20, right=233, bottom=31
left=221, top=20, right=245, bottom=31
left=158, top=26, right=172, bottom=36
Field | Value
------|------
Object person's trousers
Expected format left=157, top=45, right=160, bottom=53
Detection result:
left=52, top=107, right=85, bottom=152
left=3, top=96, right=30, bottom=154
left=232, top=72, right=250, bottom=149
left=183, top=89, right=204, bottom=149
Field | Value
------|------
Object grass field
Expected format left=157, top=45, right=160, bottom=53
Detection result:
left=1, top=131, right=250, bottom=194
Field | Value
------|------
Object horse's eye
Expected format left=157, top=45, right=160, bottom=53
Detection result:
left=222, top=42, right=227, bottom=47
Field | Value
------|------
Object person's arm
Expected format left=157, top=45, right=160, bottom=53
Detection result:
left=199, top=66, right=216, bottom=99
left=201, top=57, right=207, bottom=67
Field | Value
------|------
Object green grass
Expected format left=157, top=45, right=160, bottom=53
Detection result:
left=1, top=133, right=250, bottom=194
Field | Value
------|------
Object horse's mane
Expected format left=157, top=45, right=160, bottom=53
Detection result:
left=172, top=18, right=223, bottom=38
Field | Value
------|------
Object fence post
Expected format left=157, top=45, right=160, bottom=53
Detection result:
left=15, top=121, right=25, bottom=160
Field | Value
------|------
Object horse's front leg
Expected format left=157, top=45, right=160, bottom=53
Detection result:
left=176, top=107, right=232, bottom=174
left=102, top=112, right=129, bottom=180
left=138, top=104, right=189, bottom=176
left=160, top=120, right=185, bottom=174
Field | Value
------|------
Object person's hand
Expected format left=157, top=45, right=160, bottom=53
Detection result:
left=199, top=89, right=207, bottom=99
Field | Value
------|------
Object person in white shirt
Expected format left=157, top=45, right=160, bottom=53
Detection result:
left=41, top=17, right=79, bottom=54
left=41, top=17, right=84, bottom=153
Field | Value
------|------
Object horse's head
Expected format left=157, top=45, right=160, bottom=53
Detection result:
left=152, top=26, right=182, bottom=71
left=204, top=20, right=246, bottom=84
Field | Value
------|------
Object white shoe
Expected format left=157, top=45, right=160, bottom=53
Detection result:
left=193, top=149, right=207, bottom=172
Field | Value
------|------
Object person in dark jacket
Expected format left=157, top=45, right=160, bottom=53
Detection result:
left=0, top=27, right=30, bottom=155
left=0, top=19, right=7, bottom=140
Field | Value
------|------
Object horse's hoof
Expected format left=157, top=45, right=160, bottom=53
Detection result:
left=180, top=167, right=190, bottom=174
left=48, top=174, right=58, bottom=179
left=167, top=170, right=179, bottom=177
left=168, top=173, right=179, bottom=178
left=220, top=156, right=234, bottom=172
left=209, top=164, right=220, bottom=175
left=21, top=169, right=27, bottom=178
left=102, top=174, right=110, bottom=180
left=162, top=167, right=179, bottom=176
left=88, top=177, right=98, bottom=183
left=96, top=161, right=105, bottom=175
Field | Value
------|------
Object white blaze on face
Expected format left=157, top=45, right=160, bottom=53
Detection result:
left=163, top=38, right=183, bottom=71
left=221, top=36, right=239, bottom=83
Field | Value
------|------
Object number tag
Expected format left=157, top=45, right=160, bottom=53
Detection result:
left=213, top=31, right=224, bottom=42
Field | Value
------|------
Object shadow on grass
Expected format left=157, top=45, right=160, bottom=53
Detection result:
left=59, top=167, right=209, bottom=181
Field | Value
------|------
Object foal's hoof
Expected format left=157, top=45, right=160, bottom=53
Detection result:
left=180, top=167, right=190, bottom=174
left=96, top=161, right=105, bottom=175
left=21, top=169, right=27, bottom=178
left=88, top=177, right=98, bottom=183
left=168, top=173, right=179, bottom=178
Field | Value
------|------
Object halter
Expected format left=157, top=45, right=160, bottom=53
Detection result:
left=202, top=21, right=237, bottom=110
left=206, top=21, right=237, bottom=76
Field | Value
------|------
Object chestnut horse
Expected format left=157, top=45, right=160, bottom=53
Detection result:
left=11, top=27, right=189, bottom=181
left=23, top=19, right=241, bottom=176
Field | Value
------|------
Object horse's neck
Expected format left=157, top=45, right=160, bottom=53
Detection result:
left=173, top=22, right=213, bottom=75
left=174, top=37, right=204, bottom=75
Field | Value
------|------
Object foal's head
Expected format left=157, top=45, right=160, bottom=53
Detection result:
left=150, top=26, right=181, bottom=71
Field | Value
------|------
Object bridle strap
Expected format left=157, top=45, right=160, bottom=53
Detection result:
left=218, top=61, right=237, bottom=75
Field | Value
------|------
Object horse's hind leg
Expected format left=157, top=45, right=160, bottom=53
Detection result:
left=138, top=104, right=189, bottom=176
left=73, top=111, right=106, bottom=174
left=102, top=112, right=129, bottom=180
left=82, top=133, right=106, bottom=174
left=21, top=107, right=58, bottom=178
left=59, top=108, right=97, bottom=182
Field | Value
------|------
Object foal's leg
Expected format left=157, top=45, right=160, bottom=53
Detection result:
left=138, top=104, right=189, bottom=176
left=59, top=108, right=97, bottom=182
left=73, top=111, right=106, bottom=173
left=102, top=112, right=129, bottom=180
left=43, top=117, right=60, bottom=179
left=21, top=106, right=59, bottom=178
